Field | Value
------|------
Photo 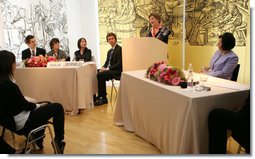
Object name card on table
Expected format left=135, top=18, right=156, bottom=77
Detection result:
left=47, top=62, right=84, bottom=68
left=16, top=62, right=25, bottom=68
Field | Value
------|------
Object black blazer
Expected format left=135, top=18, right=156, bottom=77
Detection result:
left=22, top=47, right=46, bottom=60
left=0, top=80, right=37, bottom=131
left=74, top=48, right=92, bottom=62
left=103, top=44, right=122, bottom=72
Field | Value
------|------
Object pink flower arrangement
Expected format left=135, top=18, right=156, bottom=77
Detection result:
left=25, top=55, right=56, bottom=67
left=146, top=61, right=186, bottom=86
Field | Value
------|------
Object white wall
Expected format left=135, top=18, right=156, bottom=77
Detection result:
left=0, top=9, right=5, bottom=49
left=66, top=0, right=100, bottom=67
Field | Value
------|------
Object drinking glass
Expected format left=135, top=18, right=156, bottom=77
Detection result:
left=200, top=73, right=208, bottom=87
left=195, top=73, right=208, bottom=92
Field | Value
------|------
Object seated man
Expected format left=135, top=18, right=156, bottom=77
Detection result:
left=208, top=95, right=250, bottom=154
left=94, top=32, right=122, bottom=106
left=47, top=38, right=67, bottom=61
left=22, top=35, right=46, bottom=60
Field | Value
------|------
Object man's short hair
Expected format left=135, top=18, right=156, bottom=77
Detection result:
left=106, top=32, right=117, bottom=42
left=25, top=35, right=35, bottom=44
left=50, top=38, right=60, bottom=49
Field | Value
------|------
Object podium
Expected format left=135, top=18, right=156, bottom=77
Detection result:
left=122, top=37, right=168, bottom=71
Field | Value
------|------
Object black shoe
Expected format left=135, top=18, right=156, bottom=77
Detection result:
left=93, top=95, right=101, bottom=103
left=52, top=139, right=66, bottom=154
left=94, top=97, right=108, bottom=106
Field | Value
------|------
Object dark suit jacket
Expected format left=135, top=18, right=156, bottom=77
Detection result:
left=103, top=44, right=122, bottom=72
left=22, top=47, right=46, bottom=60
left=74, top=48, right=92, bottom=62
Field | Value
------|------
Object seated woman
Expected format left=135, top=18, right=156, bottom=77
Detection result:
left=202, top=32, right=238, bottom=80
left=74, top=38, right=92, bottom=62
left=0, top=50, right=66, bottom=154
left=146, top=12, right=170, bottom=44
left=47, top=38, right=67, bottom=61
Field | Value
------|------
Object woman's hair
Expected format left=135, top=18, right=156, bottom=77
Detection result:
left=77, top=38, right=87, bottom=49
left=49, top=38, right=60, bottom=50
left=0, top=50, right=16, bottom=82
left=148, top=12, right=161, bottom=23
left=106, top=32, right=117, bottom=42
left=24, top=35, right=35, bottom=44
left=219, top=32, right=236, bottom=51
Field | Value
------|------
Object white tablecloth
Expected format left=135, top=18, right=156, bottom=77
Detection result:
left=113, top=70, right=249, bottom=154
left=15, top=62, right=98, bottom=115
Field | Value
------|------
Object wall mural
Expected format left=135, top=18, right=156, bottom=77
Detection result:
left=186, top=0, right=249, bottom=46
left=0, top=0, right=69, bottom=60
left=98, top=0, right=249, bottom=47
left=98, top=0, right=183, bottom=45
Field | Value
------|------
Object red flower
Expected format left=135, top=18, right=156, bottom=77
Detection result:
left=25, top=55, right=55, bottom=67
left=146, top=61, right=186, bottom=86
left=171, top=77, right=181, bottom=86
left=164, top=75, right=170, bottom=81
left=167, top=68, right=172, bottom=74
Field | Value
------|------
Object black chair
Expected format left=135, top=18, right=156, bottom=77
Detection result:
left=231, top=64, right=240, bottom=82
left=0, top=100, right=59, bottom=154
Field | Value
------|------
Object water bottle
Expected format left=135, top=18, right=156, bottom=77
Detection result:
left=187, top=63, right=194, bottom=87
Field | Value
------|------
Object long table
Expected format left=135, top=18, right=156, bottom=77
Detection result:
left=15, top=62, right=98, bottom=115
left=113, top=70, right=250, bottom=154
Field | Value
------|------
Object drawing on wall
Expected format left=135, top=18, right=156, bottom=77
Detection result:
left=186, top=0, right=249, bottom=46
left=0, top=0, right=69, bottom=60
left=98, top=0, right=183, bottom=45
left=99, top=0, right=249, bottom=47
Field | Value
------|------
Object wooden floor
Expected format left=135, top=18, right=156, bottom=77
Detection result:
left=1, top=87, right=245, bottom=154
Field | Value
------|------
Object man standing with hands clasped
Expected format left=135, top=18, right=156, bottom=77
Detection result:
left=94, top=32, right=122, bottom=106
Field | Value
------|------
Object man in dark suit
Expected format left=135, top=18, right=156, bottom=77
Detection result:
left=94, top=32, right=122, bottom=106
left=22, top=35, right=46, bottom=60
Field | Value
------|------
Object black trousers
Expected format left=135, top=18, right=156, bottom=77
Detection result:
left=208, top=108, right=250, bottom=154
left=0, top=138, right=15, bottom=154
left=19, top=103, right=65, bottom=141
left=97, top=70, right=121, bottom=98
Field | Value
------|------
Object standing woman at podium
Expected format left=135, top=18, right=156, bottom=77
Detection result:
left=147, top=13, right=170, bottom=44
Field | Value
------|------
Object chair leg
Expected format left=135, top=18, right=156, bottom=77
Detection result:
left=113, top=84, right=118, bottom=102
left=46, top=125, right=59, bottom=154
left=24, top=124, right=59, bottom=154
left=110, top=80, right=114, bottom=102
